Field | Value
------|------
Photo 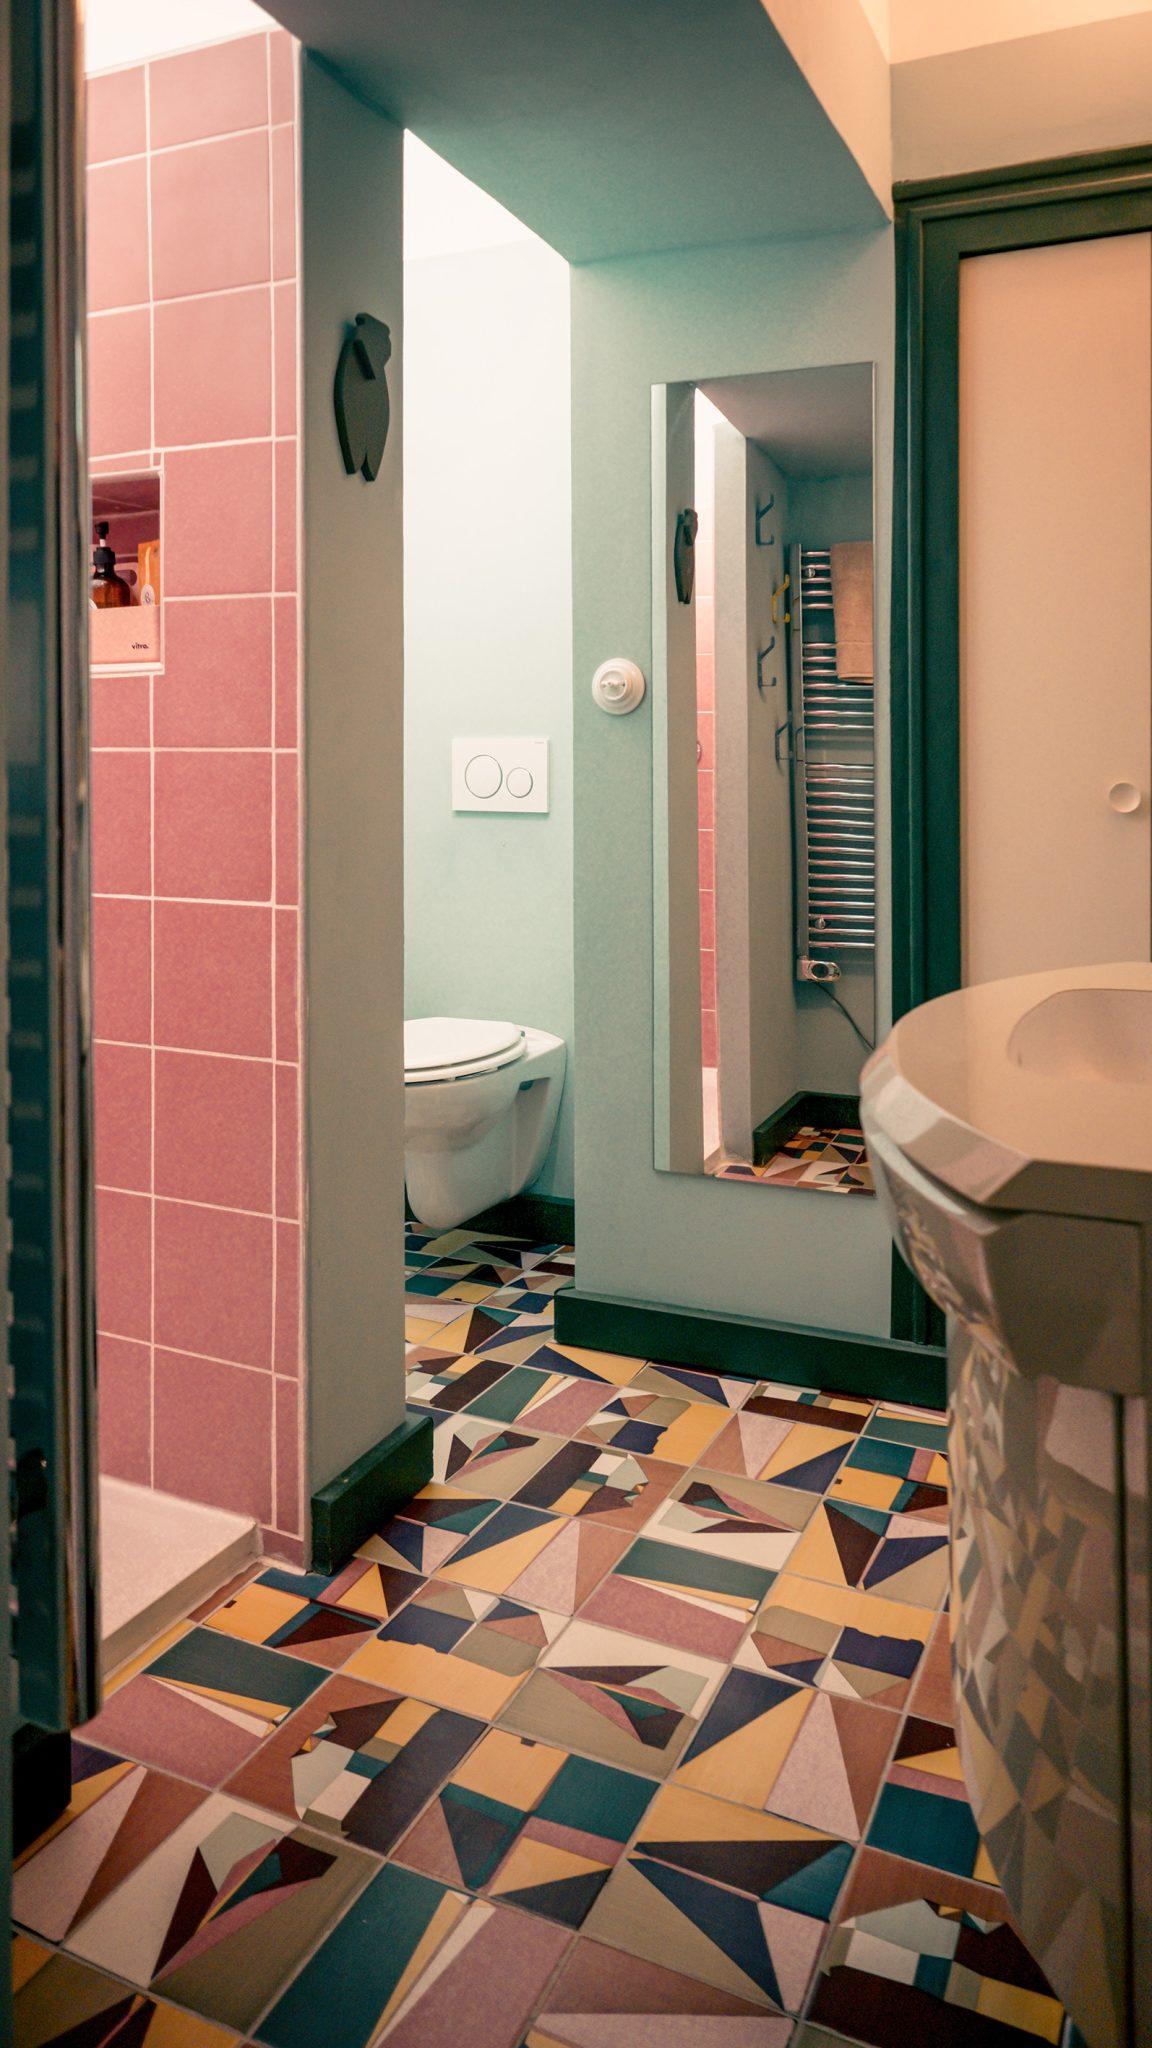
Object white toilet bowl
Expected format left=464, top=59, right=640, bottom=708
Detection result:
left=404, top=1016, right=566, bottom=1231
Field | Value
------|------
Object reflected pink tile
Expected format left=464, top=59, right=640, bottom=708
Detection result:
left=154, top=597, right=272, bottom=749
left=91, top=674, right=151, bottom=748
left=273, top=282, right=297, bottom=435
left=89, top=307, right=151, bottom=458
left=275, top=908, right=298, bottom=1060
left=87, top=69, right=147, bottom=165
left=154, top=288, right=272, bottom=448
left=697, top=649, right=715, bottom=711
left=269, top=31, right=296, bottom=123
left=697, top=711, right=714, bottom=771
left=274, top=439, right=297, bottom=590
left=275, top=1064, right=299, bottom=1220
left=698, top=828, right=714, bottom=891
left=271, top=123, right=297, bottom=281
left=700, top=948, right=716, bottom=1008
left=274, top=1221, right=301, bottom=1375
left=155, top=1199, right=273, bottom=1368
left=154, top=1050, right=273, bottom=1211
left=154, top=900, right=272, bottom=1057
left=87, top=159, right=149, bottom=311
left=154, top=751, right=272, bottom=903
left=698, top=769, right=714, bottom=829
left=164, top=442, right=273, bottom=597
left=92, top=895, right=150, bottom=1044
left=275, top=751, right=298, bottom=903
left=97, top=1335, right=152, bottom=1485
left=699, top=888, right=715, bottom=951
left=96, top=1190, right=152, bottom=1342
left=93, top=1043, right=151, bottom=1192
left=274, top=1377, right=300, bottom=1534
left=150, top=131, right=270, bottom=301
left=149, top=33, right=268, bottom=149
left=154, top=1348, right=273, bottom=1522
left=701, top=1009, right=718, bottom=1065
left=90, top=751, right=150, bottom=897
left=273, top=596, right=298, bottom=745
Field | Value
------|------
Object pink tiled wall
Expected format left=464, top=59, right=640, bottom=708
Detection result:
left=87, top=30, right=303, bottom=1557
left=696, top=474, right=717, bottom=1069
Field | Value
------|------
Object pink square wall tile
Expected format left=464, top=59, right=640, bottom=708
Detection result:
left=274, top=1221, right=301, bottom=1375
left=153, top=288, right=272, bottom=448
left=274, top=751, right=298, bottom=904
left=96, top=1190, right=152, bottom=1341
left=697, top=769, right=714, bottom=830
left=87, top=69, right=147, bottom=165
left=154, top=1348, right=272, bottom=1522
left=269, top=32, right=296, bottom=124
left=149, top=34, right=268, bottom=150
left=274, top=909, right=298, bottom=1061
left=91, top=674, right=151, bottom=748
left=275, top=1064, right=300, bottom=1220
left=92, top=895, right=151, bottom=1044
left=700, top=948, right=717, bottom=1009
left=697, top=711, right=714, bottom=772
left=273, top=596, right=298, bottom=746
left=87, top=159, right=149, bottom=312
left=154, top=1049, right=273, bottom=1211
left=155, top=1199, right=273, bottom=1368
left=699, top=888, right=716, bottom=951
left=701, top=1008, right=718, bottom=1066
left=153, top=598, right=272, bottom=749
left=154, top=750, right=272, bottom=903
left=154, top=900, right=272, bottom=1058
left=90, top=751, right=151, bottom=896
left=698, top=828, right=714, bottom=892
left=93, top=1042, right=151, bottom=1192
left=696, top=649, right=715, bottom=712
left=274, top=1377, right=300, bottom=1535
left=274, top=440, right=297, bottom=591
left=98, top=1336, right=152, bottom=1486
left=164, top=442, right=273, bottom=597
left=270, top=124, right=297, bottom=282
left=88, top=308, right=151, bottom=459
left=273, top=283, right=297, bottom=435
left=150, top=131, right=270, bottom=301
left=263, top=1531, right=305, bottom=1566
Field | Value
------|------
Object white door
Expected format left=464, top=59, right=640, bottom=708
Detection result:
left=959, top=232, right=1152, bottom=983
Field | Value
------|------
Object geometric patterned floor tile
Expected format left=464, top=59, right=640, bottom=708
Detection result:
left=907, top=1612, right=956, bottom=1726
left=370, top=1897, right=571, bottom=2047
left=13, top=1946, right=243, bottom=2047
left=576, top=1388, right=730, bottom=1467
left=512, top=1442, right=681, bottom=1532
left=702, top=1387, right=873, bottom=1482
left=313, top=1556, right=426, bottom=1626
left=583, top=1783, right=851, bottom=2013
left=435, top=1501, right=630, bottom=1610
left=628, top=1362, right=750, bottom=1411
left=59, top=1792, right=374, bottom=2033
left=580, top=1534, right=773, bottom=1661
left=394, top=1726, right=656, bottom=1927
left=642, top=1468, right=819, bottom=1571
left=223, top=1672, right=485, bottom=1854
left=827, top=1431, right=949, bottom=1514
left=866, top=1718, right=997, bottom=1883
left=739, top=1572, right=936, bottom=1709
left=860, top=1407, right=949, bottom=1457
left=498, top=1619, right=725, bottom=1778
left=499, top=1341, right=646, bottom=1389
left=526, top=1936, right=791, bottom=2045
left=342, top=1580, right=565, bottom=1717
left=354, top=1484, right=502, bottom=1576
left=430, top=1415, right=565, bottom=1496
left=784, top=1499, right=950, bottom=1608
left=807, top=1846, right=1073, bottom=2045
left=199, top=1571, right=380, bottom=1668
left=673, top=1668, right=897, bottom=1839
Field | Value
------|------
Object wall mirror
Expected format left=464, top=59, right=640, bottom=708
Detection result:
left=652, top=364, right=880, bottom=1195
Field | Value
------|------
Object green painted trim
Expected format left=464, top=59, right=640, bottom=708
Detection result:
left=895, top=143, right=1152, bottom=208
left=555, top=1287, right=945, bottom=1411
left=462, top=1192, right=575, bottom=1243
left=311, top=1410, right=433, bottom=1575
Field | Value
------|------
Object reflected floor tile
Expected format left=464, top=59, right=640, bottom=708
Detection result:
left=644, top=1469, right=819, bottom=1571
left=583, top=1782, right=851, bottom=2013
left=14, top=1946, right=242, bottom=2047
left=430, top=1414, right=564, bottom=1496
left=354, top=1483, right=502, bottom=1576
left=741, top=1572, right=936, bottom=1710
left=907, top=1611, right=956, bottom=1726
left=866, top=1717, right=997, bottom=1883
left=498, top=1618, right=725, bottom=1778
left=224, top=1670, right=483, bottom=1855
left=513, top=1441, right=680, bottom=1531
left=581, top=1534, right=772, bottom=1662
left=807, top=1846, right=1073, bottom=2044
left=343, top=1579, right=565, bottom=1717
left=577, top=1388, right=729, bottom=1467
left=786, top=1499, right=950, bottom=1608
left=526, top=1936, right=789, bottom=2046
left=395, top=1725, right=656, bottom=1928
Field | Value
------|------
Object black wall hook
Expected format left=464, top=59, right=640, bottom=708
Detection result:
left=334, top=312, right=392, bottom=481
left=755, top=494, right=776, bottom=546
left=674, top=507, right=699, bottom=604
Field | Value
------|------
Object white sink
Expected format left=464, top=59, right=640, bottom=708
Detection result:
left=1008, top=984, right=1152, bottom=1085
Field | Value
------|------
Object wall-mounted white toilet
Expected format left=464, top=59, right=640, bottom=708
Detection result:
left=404, top=1017, right=566, bottom=1231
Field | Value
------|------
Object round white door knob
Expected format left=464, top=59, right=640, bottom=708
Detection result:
left=592, top=657, right=646, bottom=715
left=464, top=753, right=503, bottom=799
left=1108, top=780, right=1142, bottom=815
left=506, top=766, right=534, bottom=798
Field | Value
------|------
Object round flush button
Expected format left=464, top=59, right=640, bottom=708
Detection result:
left=465, top=753, right=502, bottom=799
left=506, top=766, right=534, bottom=799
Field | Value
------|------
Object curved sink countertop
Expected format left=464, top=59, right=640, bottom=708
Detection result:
left=861, top=962, right=1152, bottom=1222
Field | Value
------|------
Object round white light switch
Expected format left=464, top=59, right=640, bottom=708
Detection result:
left=506, top=766, right=534, bottom=799
left=592, top=658, right=646, bottom=715
left=464, top=753, right=503, bottom=799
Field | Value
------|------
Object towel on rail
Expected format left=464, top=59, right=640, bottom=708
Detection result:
left=830, top=541, right=873, bottom=680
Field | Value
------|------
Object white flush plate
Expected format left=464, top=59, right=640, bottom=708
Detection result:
left=452, top=737, right=549, bottom=813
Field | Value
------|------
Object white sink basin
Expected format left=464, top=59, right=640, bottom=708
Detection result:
left=1008, top=985, right=1152, bottom=1085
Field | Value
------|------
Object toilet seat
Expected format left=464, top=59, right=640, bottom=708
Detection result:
left=404, top=1016, right=527, bottom=1084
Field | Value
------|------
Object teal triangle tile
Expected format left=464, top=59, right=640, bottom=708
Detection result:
left=258, top=1862, right=460, bottom=2048
left=442, top=1783, right=522, bottom=1889
left=443, top=1500, right=556, bottom=1562
left=144, top=1628, right=326, bottom=1713
left=537, top=1754, right=655, bottom=1841
left=628, top=1856, right=784, bottom=2007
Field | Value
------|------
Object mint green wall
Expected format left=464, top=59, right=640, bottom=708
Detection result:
left=404, top=240, right=574, bottom=1196
left=572, top=228, right=895, bottom=1334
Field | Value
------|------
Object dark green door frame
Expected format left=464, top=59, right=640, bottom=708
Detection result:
left=889, top=144, right=1152, bottom=1344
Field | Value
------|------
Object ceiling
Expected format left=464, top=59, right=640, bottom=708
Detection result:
left=701, top=363, right=874, bottom=476
left=263, top=0, right=886, bottom=263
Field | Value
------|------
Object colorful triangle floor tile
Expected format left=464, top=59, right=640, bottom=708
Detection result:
left=343, top=1578, right=565, bottom=1717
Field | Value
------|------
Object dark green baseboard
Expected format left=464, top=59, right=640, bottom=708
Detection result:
left=413, top=1192, right=575, bottom=1244
left=554, top=1287, right=945, bottom=1410
left=311, top=1410, right=434, bottom=1574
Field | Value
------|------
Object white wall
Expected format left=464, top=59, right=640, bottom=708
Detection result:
left=85, top=0, right=274, bottom=71
left=891, top=0, right=1152, bottom=63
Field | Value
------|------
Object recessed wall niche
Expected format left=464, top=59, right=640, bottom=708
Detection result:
left=89, top=469, right=163, bottom=672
